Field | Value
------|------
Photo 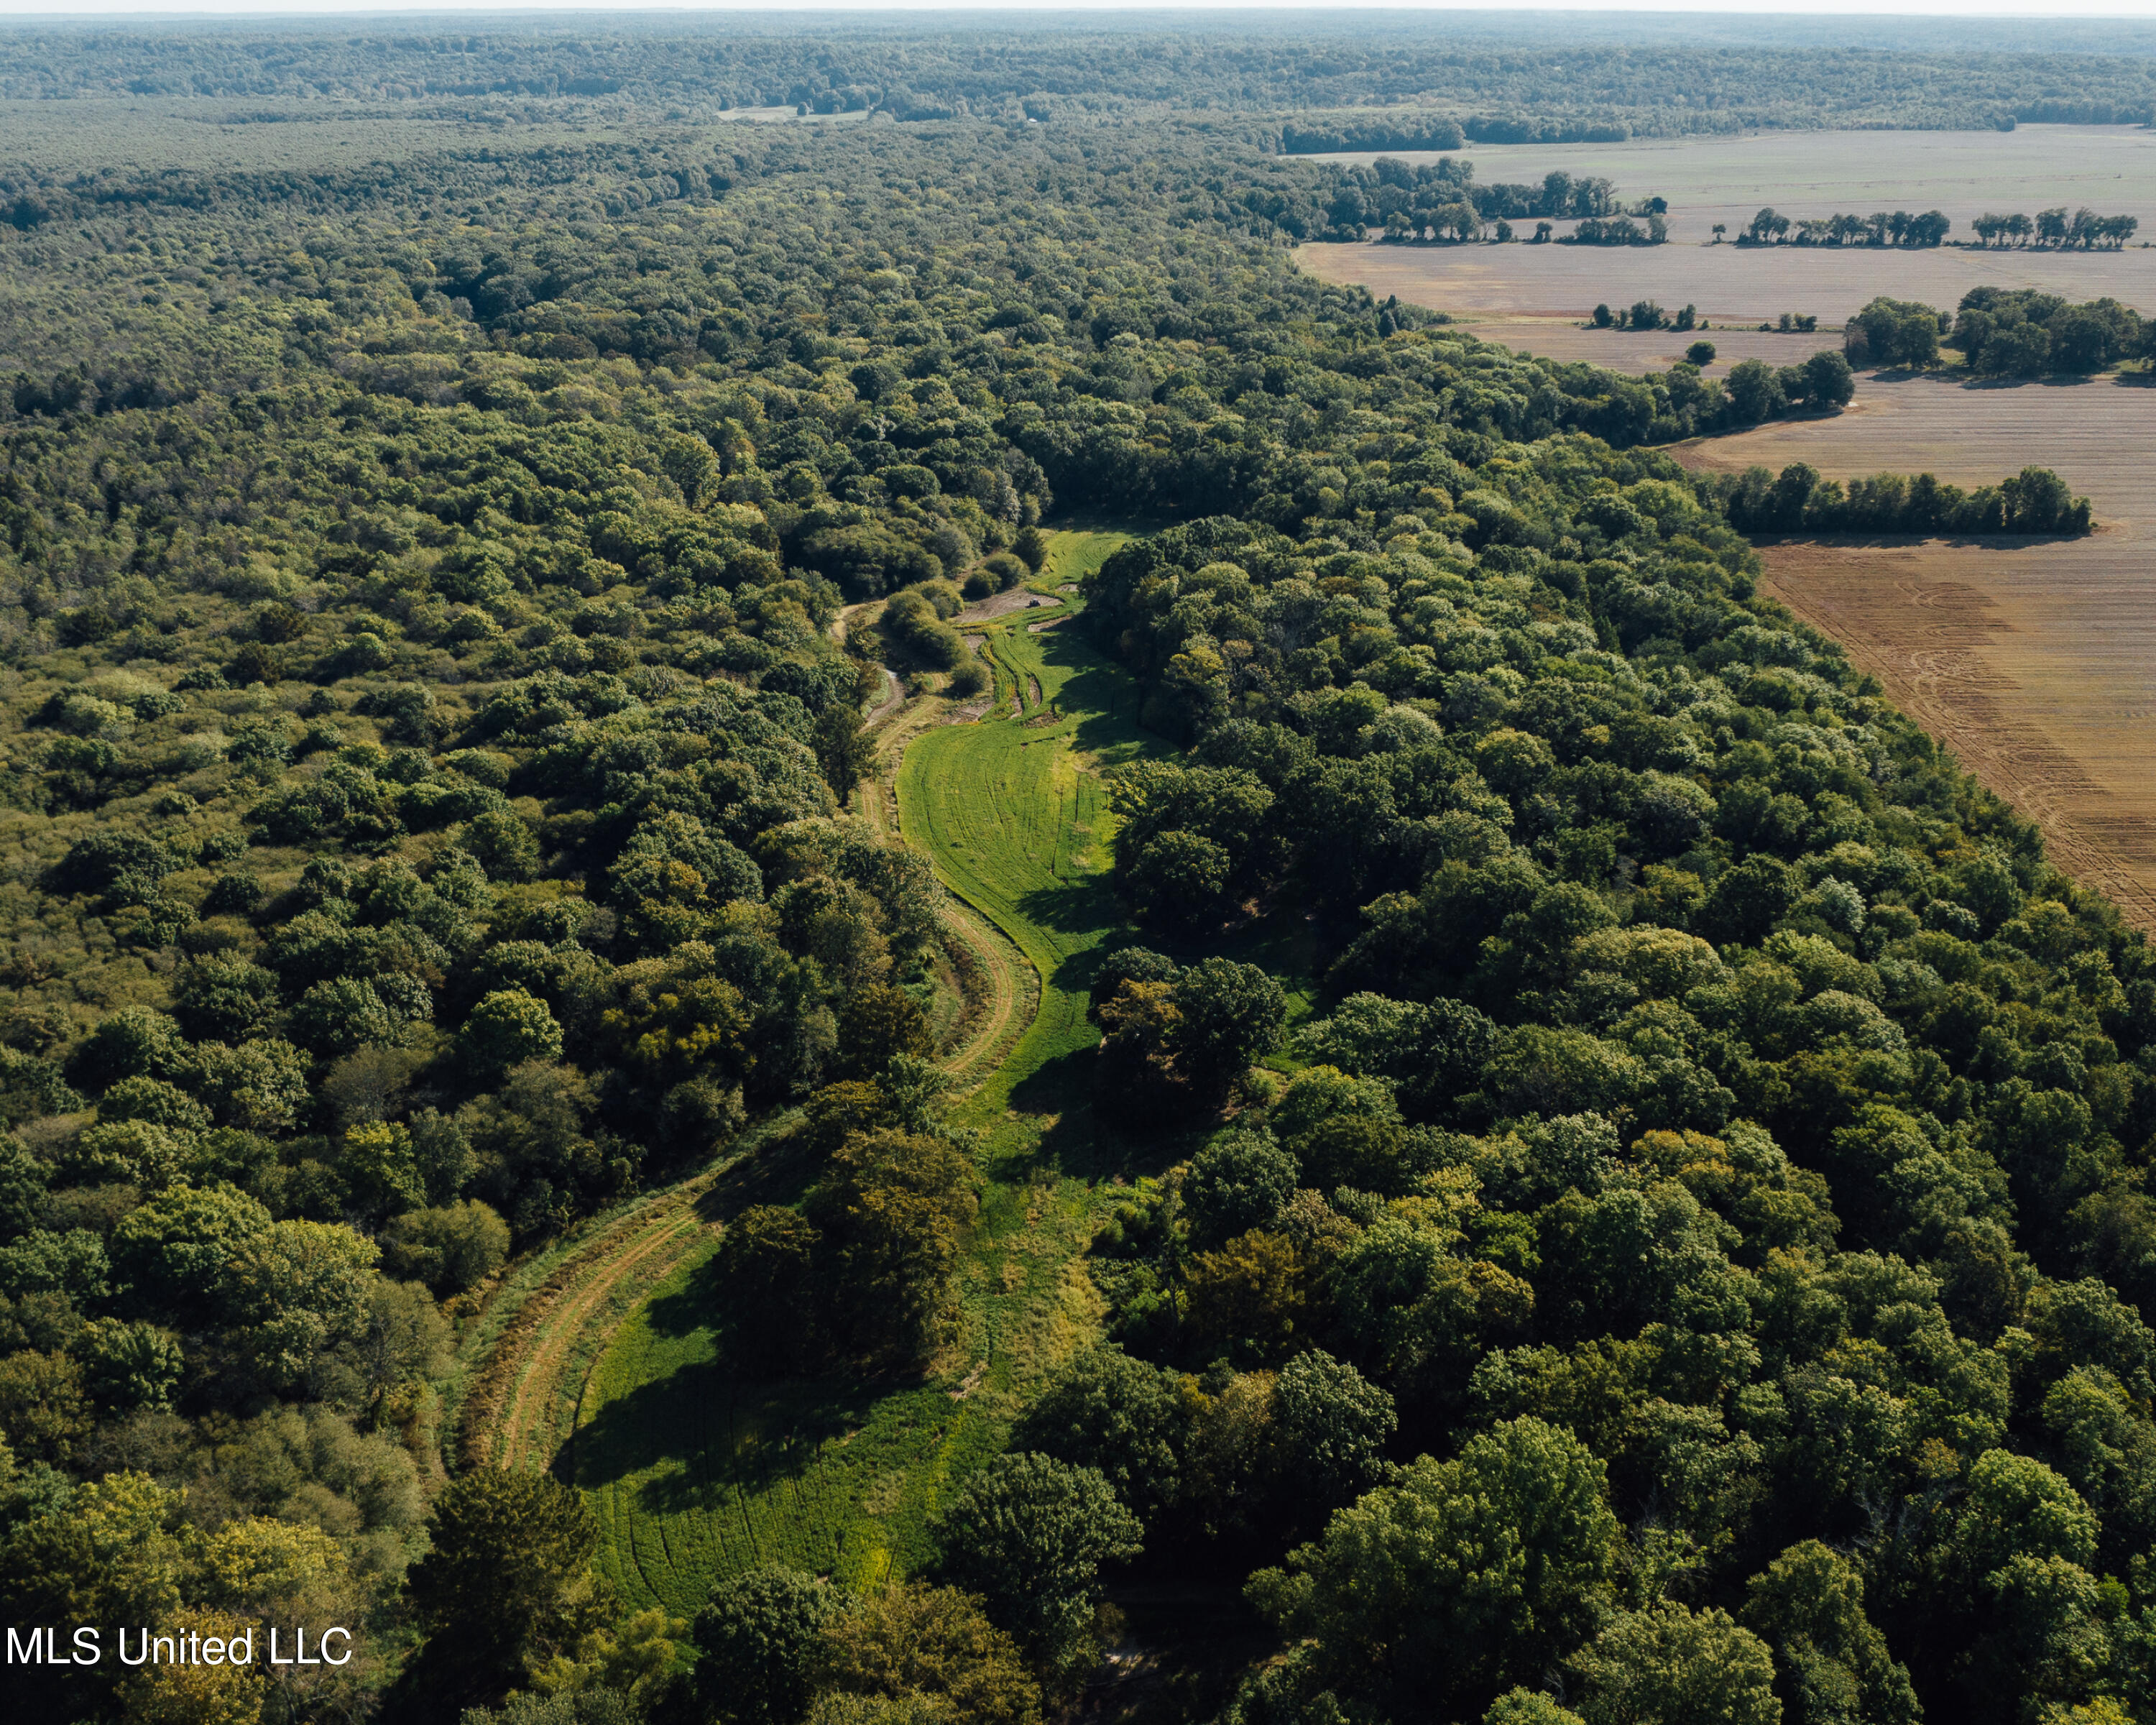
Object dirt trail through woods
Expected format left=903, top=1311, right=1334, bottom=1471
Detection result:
left=466, top=571, right=1073, bottom=1469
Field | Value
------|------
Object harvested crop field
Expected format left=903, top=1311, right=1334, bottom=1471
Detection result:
left=1669, top=376, right=2156, bottom=929
left=1306, top=124, right=2156, bottom=248
left=1296, top=124, right=2156, bottom=339
left=1299, top=231, right=2156, bottom=341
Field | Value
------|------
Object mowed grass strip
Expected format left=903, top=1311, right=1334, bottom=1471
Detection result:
left=903, top=535, right=1148, bottom=1114
left=573, top=1242, right=1004, bottom=1614
left=576, top=530, right=1153, bottom=1611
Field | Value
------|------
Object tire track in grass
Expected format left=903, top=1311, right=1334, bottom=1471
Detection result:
left=475, top=1177, right=720, bottom=1471
left=851, top=642, right=1038, bottom=1089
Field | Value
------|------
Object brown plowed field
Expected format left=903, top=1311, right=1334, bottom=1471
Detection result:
left=1672, top=377, right=2156, bottom=929
left=1296, top=126, right=2156, bottom=348
left=1299, top=233, right=2156, bottom=341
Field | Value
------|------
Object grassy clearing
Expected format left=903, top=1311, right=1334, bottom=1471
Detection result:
left=576, top=530, right=1174, bottom=1611
left=902, top=541, right=1150, bottom=1116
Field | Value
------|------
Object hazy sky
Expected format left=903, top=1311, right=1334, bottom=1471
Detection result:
left=9, top=1, right=2156, bottom=24
left=12, top=1, right=2156, bottom=17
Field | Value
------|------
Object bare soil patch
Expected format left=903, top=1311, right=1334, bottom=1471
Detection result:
left=960, top=589, right=1063, bottom=622
left=1301, top=234, right=2156, bottom=336
left=1297, top=129, right=2156, bottom=334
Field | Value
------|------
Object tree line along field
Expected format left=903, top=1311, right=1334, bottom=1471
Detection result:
left=1292, top=124, right=2156, bottom=947
left=1306, top=124, right=2156, bottom=249
left=1299, top=180, right=2156, bottom=947
left=1667, top=378, right=2156, bottom=934
left=1298, top=125, right=2156, bottom=344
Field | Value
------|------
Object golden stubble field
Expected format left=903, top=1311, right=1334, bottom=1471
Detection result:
left=1298, top=126, right=2156, bottom=340
left=1669, top=378, right=2156, bottom=929
left=1307, top=124, right=2156, bottom=247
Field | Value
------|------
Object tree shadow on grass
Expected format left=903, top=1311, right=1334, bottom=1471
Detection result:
left=1033, top=630, right=1159, bottom=753
left=568, top=1356, right=885, bottom=1512
left=1007, top=1045, right=1100, bottom=1122
left=694, top=1132, right=819, bottom=1229
left=1016, top=875, right=1124, bottom=940
left=644, top=1245, right=726, bottom=1340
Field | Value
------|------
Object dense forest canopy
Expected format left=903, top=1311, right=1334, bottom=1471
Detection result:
left=0, top=19, right=2149, bottom=1725
left=9, top=17, right=2156, bottom=134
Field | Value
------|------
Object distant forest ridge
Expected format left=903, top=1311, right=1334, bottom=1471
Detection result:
left=4, top=24, right=2156, bottom=137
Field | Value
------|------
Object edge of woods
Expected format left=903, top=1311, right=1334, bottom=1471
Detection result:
left=443, top=529, right=1295, bottom=1627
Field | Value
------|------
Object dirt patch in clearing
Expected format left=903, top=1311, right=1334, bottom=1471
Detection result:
left=960, top=589, right=1062, bottom=622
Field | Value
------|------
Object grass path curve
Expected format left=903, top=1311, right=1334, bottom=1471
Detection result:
left=471, top=530, right=1155, bottom=1617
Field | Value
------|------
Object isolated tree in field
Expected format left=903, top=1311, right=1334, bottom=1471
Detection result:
left=1685, top=339, right=1716, bottom=366
left=806, top=1127, right=977, bottom=1366
left=1803, top=349, right=1856, bottom=408
left=930, top=1452, right=1142, bottom=1685
left=403, top=1469, right=604, bottom=1703
left=692, top=1565, right=840, bottom=1725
